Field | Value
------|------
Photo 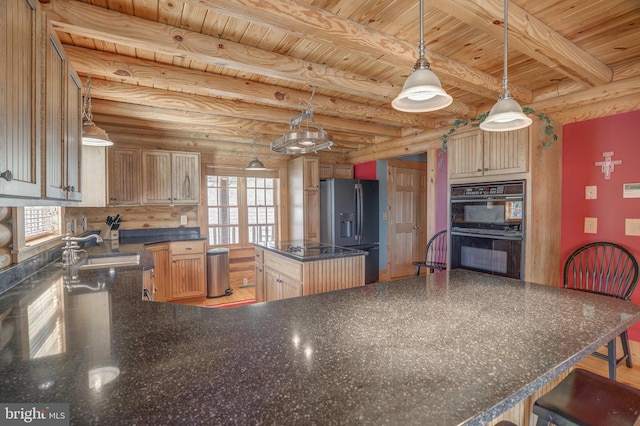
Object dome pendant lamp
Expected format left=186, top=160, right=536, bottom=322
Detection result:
left=480, top=0, right=532, bottom=131
left=245, top=134, right=267, bottom=171
left=82, top=75, right=113, bottom=146
left=392, top=0, right=452, bottom=113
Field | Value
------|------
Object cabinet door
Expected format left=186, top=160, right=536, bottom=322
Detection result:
left=303, top=157, right=319, bottom=190
left=65, top=68, right=82, bottom=201
left=264, top=267, right=280, bottom=301
left=107, top=148, right=140, bottom=205
left=0, top=0, right=42, bottom=198
left=170, top=254, right=206, bottom=300
left=171, top=152, right=200, bottom=204
left=44, top=31, right=67, bottom=200
left=141, top=150, right=172, bottom=204
left=483, top=128, right=528, bottom=176
left=304, top=189, right=320, bottom=242
left=333, top=164, right=354, bottom=179
left=279, top=275, right=303, bottom=300
left=147, top=244, right=171, bottom=302
left=448, top=131, right=484, bottom=180
left=255, top=262, right=265, bottom=303
left=319, top=164, right=333, bottom=179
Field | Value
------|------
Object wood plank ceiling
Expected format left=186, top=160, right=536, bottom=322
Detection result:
left=40, top=0, right=640, bottom=164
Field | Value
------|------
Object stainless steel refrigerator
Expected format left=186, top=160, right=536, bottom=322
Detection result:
left=320, top=178, right=379, bottom=284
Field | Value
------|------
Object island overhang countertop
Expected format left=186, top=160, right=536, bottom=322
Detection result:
left=0, top=263, right=639, bottom=425
left=254, top=240, right=368, bottom=261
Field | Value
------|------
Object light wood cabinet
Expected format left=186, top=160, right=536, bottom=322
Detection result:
left=0, top=0, right=43, bottom=198
left=146, top=240, right=206, bottom=301
left=44, top=27, right=82, bottom=202
left=256, top=247, right=365, bottom=302
left=107, top=148, right=140, bottom=205
left=170, top=240, right=206, bottom=300
left=288, top=157, right=320, bottom=242
left=448, top=128, right=528, bottom=180
left=109, top=149, right=199, bottom=206
left=146, top=243, right=171, bottom=302
left=319, top=163, right=354, bottom=179
left=254, top=247, right=265, bottom=302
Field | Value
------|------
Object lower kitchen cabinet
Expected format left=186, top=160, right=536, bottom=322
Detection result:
left=256, top=247, right=365, bottom=303
left=146, top=240, right=205, bottom=301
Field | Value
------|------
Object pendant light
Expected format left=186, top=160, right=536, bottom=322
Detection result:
left=82, top=76, right=113, bottom=146
left=480, top=0, right=532, bottom=131
left=391, top=0, right=452, bottom=113
left=246, top=135, right=267, bottom=171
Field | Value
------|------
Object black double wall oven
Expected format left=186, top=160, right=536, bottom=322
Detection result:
left=450, top=181, right=525, bottom=280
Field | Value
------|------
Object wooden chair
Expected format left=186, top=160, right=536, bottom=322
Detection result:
left=533, top=368, right=640, bottom=426
left=412, top=230, right=447, bottom=276
left=563, top=241, right=639, bottom=380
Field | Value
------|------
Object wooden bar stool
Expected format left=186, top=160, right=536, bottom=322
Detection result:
left=533, top=368, right=640, bottom=426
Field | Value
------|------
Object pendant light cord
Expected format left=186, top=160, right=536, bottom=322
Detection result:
left=502, top=0, right=509, bottom=93
left=418, top=0, right=425, bottom=60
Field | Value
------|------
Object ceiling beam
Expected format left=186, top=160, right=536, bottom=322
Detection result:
left=65, top=46, right=439, bottom=128
left=43, top=0, right=400, bottom=102
left=184, top=0, right=532, bottom=102
left=84, top=78, right=403, bottom=138
left=427, top=0, right=612, bottom=87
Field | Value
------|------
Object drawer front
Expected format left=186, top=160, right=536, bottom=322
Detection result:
left=264, top=251, right=302, bottom=282
left=171, top=240, right=205, bottom=255
left=255, top=247, right=264, bottom=264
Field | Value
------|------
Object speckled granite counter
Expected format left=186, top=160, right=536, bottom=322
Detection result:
left=256, top=240, right=367, bottom=261
left=1, top=266, right=639, bottom=425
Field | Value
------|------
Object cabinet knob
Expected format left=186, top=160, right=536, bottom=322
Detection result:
left=64, top=185, right=75, bottom=192
left=476, top=168, right=482, bottom=172
left=484, top=168, right=489, bottom=172
left=0, top=170, right=13, bottom=181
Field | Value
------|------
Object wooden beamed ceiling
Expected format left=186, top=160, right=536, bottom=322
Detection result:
left=41, top=0, right=640, bottom=163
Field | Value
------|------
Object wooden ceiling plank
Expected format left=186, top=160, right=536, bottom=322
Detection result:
left=43, top=0, right=401, bottom=102
left=182, top=0, right=528, bottom=101
left=65, top=46, right=437, bottom=128
left=428, top=0, right=612, bottom=87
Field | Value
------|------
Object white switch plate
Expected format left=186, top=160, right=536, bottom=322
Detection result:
left=180, top=215, right=188, bottom=225
left=626, top=219, right=640, bottom=236
left=584, top=217, right=597, bottom=234
left=585, top=185, right=597, bottom=199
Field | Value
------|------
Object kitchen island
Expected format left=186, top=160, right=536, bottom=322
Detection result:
left=0, top=256, right=639, bottom=425
left=254, top=240, right=367, bottom=302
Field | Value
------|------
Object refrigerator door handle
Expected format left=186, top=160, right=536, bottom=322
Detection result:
left=356, top=183, right=363, bottom=240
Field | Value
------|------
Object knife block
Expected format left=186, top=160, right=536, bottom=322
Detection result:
left=100, top=225, right=119, bottom=241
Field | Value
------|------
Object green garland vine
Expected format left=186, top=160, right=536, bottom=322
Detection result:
left=440, top=107, right=558, bottom=154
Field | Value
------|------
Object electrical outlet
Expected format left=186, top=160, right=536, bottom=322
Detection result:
left=180, top=215, right=188, bottom=225
left=626, top=219, right=640, bottom=236
left=584, top=217, right=597, bottom=234
left=585, top=185, right=597, bottom=200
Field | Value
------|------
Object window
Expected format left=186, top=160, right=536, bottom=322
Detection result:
left=24, top=207, right=61, bottom=242
left=207, top=175, right=277, bottom=246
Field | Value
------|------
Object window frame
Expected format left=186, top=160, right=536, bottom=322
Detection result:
left=12, top=206, right=64, bottom=264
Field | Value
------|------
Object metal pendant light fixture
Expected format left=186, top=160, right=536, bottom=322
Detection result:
left=392, top=0, right=452, bottom=112
left=480, top=0, right=532, bottom=131
left=246, top=135, right=267, bottom=170
left=271, top=86, right=333, bottom=154
left=82, top=76, right=113, bottom=146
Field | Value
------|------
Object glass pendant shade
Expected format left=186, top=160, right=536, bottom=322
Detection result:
left=392, top=59, right=452, bottom=112
left=480, top=92, right=532, bottom=131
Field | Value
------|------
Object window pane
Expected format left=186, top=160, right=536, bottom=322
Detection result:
left=247, top=188, right=255, bottom=206
left=24, top=207, right=60, bottom=241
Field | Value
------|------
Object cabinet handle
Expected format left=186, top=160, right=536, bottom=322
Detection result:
left=476, top=168, right=482, bottom=172
left=484, top=168, right=489, bottom=172
left=184, top=247, right=192, bottom=250
left=0, top=170, right=13, bottom=181
left=64, top=185, right=75, bottom=192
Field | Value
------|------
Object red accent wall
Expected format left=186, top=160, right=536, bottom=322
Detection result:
left=354, top=161, right=376, bottom=180
left=561, top=110, right=640, bottom=340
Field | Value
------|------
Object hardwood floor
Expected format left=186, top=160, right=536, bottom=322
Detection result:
left=574, top=338, right=640, bottom=390
left=177, top=284, right=256, bottom=307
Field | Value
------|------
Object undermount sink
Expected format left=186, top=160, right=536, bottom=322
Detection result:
left=78, top=254, right=140, bottom=270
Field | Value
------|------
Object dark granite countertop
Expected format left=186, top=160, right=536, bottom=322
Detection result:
left=0, top=263, right=639, bottom=425
left=255, top=240, right=368, bottom=261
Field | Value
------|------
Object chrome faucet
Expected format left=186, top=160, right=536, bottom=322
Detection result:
left=61, top=233, right=103, bottom=266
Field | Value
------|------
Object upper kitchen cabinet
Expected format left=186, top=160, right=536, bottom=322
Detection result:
left=107, top=148, right=140, bottom=205
left=141, top=150, right=200, bottom=205
left=288, top=157, right=320, bottom=242
left=108, top=148, right=199, bottom=206
left=448, top=128, right=528, bottom=181
left=44, top=27, right=82, bottom=201
left=319, top=163, right=354, bottom=180
left=0, top=0, right=43, bottom=199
